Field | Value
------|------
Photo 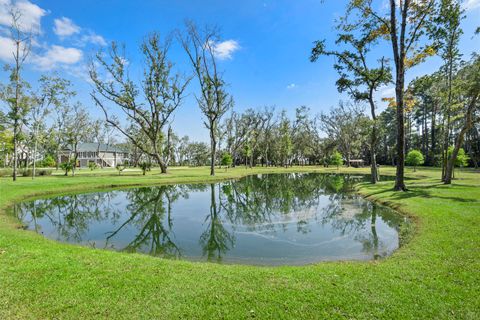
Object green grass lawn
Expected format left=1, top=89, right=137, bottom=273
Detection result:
left=0, top=166, right=479, bottom=319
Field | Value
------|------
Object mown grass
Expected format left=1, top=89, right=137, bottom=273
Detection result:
left=0, top=166, right=479, bottom=319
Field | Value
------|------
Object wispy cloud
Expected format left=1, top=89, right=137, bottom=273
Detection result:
left=463, top=0, right=480, bottom=11
left=53, top=17, right=80, bottom=37
left=0, top=0, right=47, bottom=34
left=211, top=39, right=240, bottom=60
left=286, top=83, right=297, bottom=89
left=79, top=31, right=106, bottom=46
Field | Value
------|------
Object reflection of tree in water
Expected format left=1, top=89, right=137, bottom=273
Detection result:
left=199, top=184, right=235, bottom=262
left=15, top=192, right=120, bottom=243
left=220, top=173, right=331, bottom=232
left=14, top=173, right=405, bottom=262
left=105, top=185, right=190, bottom=258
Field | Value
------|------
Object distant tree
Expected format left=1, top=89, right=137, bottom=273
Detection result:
left=444, top=56, right=479, bottom=184
left=1, top=9, right=32, bottom=181
left=448, top=146, right=469, bottom=167
left=29, top=75, right=71, bottom=179
left=319, top=102, right=368, bottom=167
left=63, top=103, right=92, bottom=176
left=139, top=162, right=152, bottom=175
left=220, top=152, right=233, bottom=170
left=179, top=22, right=234, bottom=176
left=330, top=151, right=343, bottom=169
left=116, top=163, right=126, bottom=176
left=429, top=0, right=464, bottom=180
left=90, top=33, right=190, bottom=174
left=406, top=150, right=424, bottom=172
left=278, top=111, right=293, bottom=168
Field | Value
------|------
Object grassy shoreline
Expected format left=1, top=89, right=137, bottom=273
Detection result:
left=1, top=166, right=479, bottom=319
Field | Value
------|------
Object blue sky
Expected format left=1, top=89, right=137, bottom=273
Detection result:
left=1, top=0, right=479, bottom=142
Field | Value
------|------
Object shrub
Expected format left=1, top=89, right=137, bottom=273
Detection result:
left=329, top=151, right=343, bottom=169
left=406, top=150, right=424, bottom=172
left=21, top=169, right=33, bottom=177
left=42, top=155, right=56, bottom=167
left=37, top=169, right=52, bottom=176
left=88, top=162, right=98, bottom=171
left=20, top=169, right=52, bottom=177
left=0, top=169, right=13, bottom=177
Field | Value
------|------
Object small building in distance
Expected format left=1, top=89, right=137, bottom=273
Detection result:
left=58, top=143, right=129, bottom=168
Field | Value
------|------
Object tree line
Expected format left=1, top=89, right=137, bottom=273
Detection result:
left=1, top=1, right=479, bottom=190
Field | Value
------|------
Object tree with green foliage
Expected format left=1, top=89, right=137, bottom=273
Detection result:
left=278, top=112, right=293, bottom=168
left=429, top=0, right=464, bottom=181
left=139, top=162, right=152, bottom=175
left=444, top=56, right=479, bottom=184
left=406, top=150, right=424, bottom=172
left=311, top=10, right=391, bottom=183
left=342, top=0, right=436, bottom=191
left=330, top=151, right=343, bottom=169
left=90, top=33, right=190, bottom=174
left=1, top=9, right=32, bottom=181
left=60, top=160, right=74, bottom=176
left=221, top=152, right=232, bottom=170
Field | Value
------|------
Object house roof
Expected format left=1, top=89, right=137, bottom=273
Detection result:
left=64, top=143, right=127, bottom=153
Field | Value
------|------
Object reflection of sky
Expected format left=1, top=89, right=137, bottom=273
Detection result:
left=16, top=175, right=404, bottom=266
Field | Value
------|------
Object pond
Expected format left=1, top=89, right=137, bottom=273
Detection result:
left=13, top=173, right=409, bottom=266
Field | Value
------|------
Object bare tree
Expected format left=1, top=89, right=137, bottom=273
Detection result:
left=179, top=22, right=234, bottom=176
left=89, top=33, right=190, bottom=173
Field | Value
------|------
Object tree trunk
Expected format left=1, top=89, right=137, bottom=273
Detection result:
left=368, top=96, right=379, bottom=183
left=444, top=95, right=477, bottom=184
left=32, top=127, right=38, bottom=180
left=394, top=79, right=407, bottom=191
left=210, top=129, right=216, bottom=176
left=13, top=119, right=18, bottom=181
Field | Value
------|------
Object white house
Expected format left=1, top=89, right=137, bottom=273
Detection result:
left=59, top=143, right=129, bottom=168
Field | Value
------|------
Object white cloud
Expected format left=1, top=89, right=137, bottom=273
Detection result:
left=211, top=39, right=240, bottom=60
left=0, top=35, right=15, bottom=61
left=0, top=0, right=46, bottom=34
left=53, top=17, right=80, bottom=37
left=286, top=83, right=297, bottom=89
left=80, top=31, right=106, bottom=46
left=463, top=0, right=480, bottom=11
left=33, top=45, right=83, bottom=70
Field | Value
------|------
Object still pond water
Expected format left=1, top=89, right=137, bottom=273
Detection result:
left=14, top=173, right=409, bottom=265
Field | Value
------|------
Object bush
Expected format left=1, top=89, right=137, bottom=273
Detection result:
left=0, top=169, right=12, bottom=177
left=37, top=169, right=52, bottom=176
left=21, top=169, right=33, bottom=177
left=406, top=150, right=424, bottom=172
left=20, top=169, right=52, bottom=177
left=42, top=155, right=56, bottom=167
left=88, top=162, right=98, bottom=171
